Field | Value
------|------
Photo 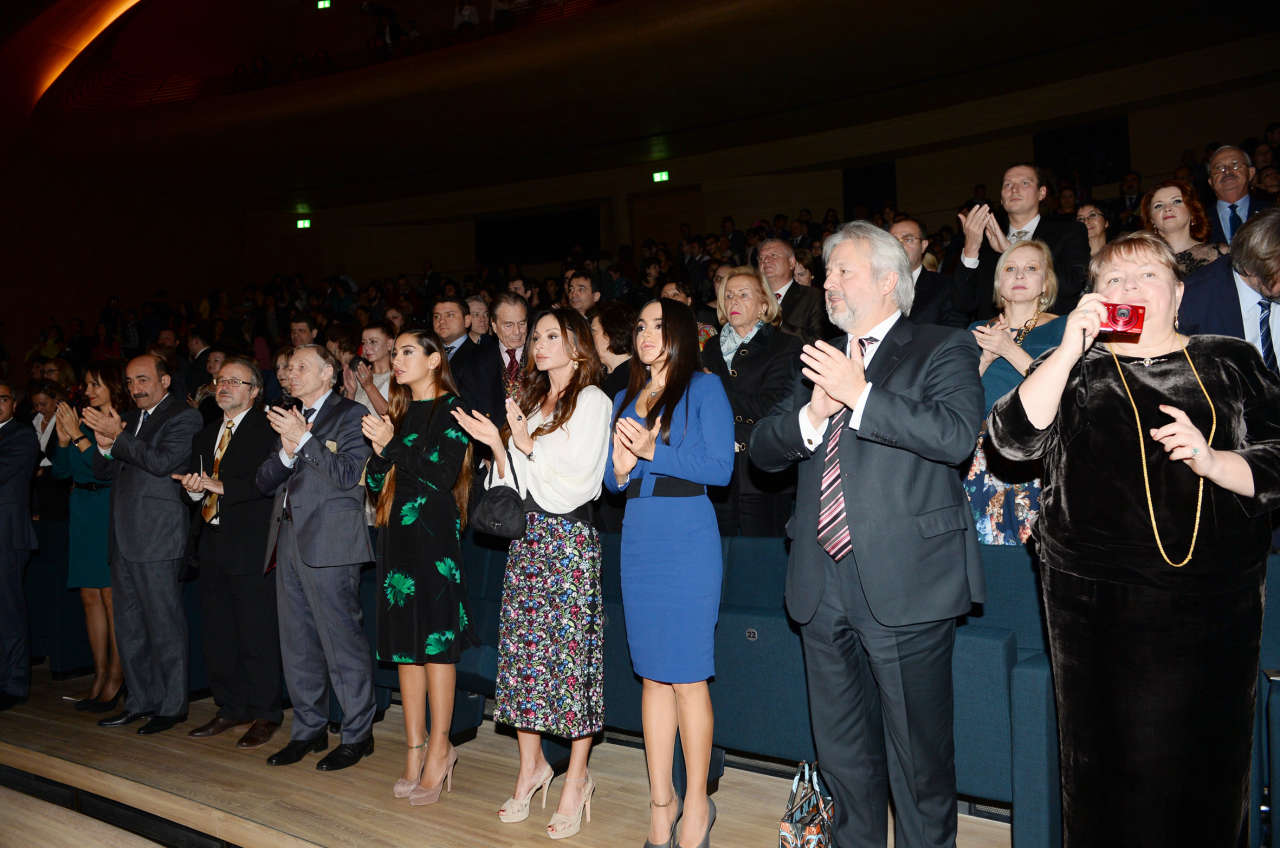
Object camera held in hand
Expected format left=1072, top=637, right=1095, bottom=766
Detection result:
left=1099, top=303, right=1145, bottom=340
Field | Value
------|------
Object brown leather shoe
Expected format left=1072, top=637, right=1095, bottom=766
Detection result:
left=236, top=720, right=281, bottom=749
left=188, top=717, right=250, bottom=738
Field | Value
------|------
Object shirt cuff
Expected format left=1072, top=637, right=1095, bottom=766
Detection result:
left=187, top=489, right=204, bottom=502
left=960, top=253, right=979, bottom=269
left=847, top=383, right=874, bottom=430
left=279, top=447, right=297, bottom=467
left=295, top=431, right=313, bottom=453
left=798, top=404, right=829, bottom=450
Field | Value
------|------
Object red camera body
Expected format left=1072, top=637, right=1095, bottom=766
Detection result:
left=1099, top=303, right=1145, bottom=339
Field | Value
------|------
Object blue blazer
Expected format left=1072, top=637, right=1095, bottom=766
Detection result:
left=1179, top=255, right=1246, bottom=340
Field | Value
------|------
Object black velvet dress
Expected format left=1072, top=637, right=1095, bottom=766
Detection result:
left=988, top=335, right=1280, bottom=847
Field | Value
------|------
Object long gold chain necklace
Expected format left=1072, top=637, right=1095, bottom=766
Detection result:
left=1108, top=341, right=1216, bottom=567
left=1011, top=312, right=1040, bottom=346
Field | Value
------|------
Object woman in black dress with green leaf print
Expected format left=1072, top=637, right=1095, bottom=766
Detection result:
left=363, top=328, right=475, bottom=807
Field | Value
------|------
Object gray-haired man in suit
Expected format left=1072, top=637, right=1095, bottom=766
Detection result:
left=751, top=222, right=985, bottom=848
left=255, top=344, right=376, bottom=771
left=85, top=354, right=203, bottom=735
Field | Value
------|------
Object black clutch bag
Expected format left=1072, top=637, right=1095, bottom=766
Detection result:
left=470, top=451, right=527, bottom=539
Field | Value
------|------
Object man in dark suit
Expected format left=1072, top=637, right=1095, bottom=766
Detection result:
left=890, top=217, right=967, bottom=328
left=433, top=296, right=504, bottom=422
left=184, top=323, right=213, bottom=404
left=1180, top=209, right=1280, bottom=360
left=175, top=357, right=282, bottom=749
left=758, top=238, right=831, bottom=342
left=1206, top=146, right=1274, bottom=246
left=255, top=344, right=375, bottom=771
left=0, top=382, right=39, bottom=710
left=953, top=163, right=1091, bottom=322
left=751, top=222, right=985, bottom=848
left=85, top=355, right=203, bottom=734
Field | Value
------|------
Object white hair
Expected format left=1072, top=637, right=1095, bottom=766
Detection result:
left=822, top=221, right=915, bottom=314
left=1207, top=145, right=1253, bottom=176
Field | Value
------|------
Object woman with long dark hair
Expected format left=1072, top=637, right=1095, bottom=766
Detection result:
left=361, top=329, right=474, bottom=806
left=51, top=362, right=125, bottom=711
left=453, top=308, right=612, bottom=840
left=604, top=299, right=734, bottom=848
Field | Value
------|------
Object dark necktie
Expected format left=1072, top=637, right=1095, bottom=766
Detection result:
left=1228, top=204, right=1243, bottom=240
left=505, top=348, right=519, bottom=381
left=815, top=336, right=877, bottom=563
left=1260, top=300, right=1277, bottom=371
left=136, top=409, right=150, bottom=435
left=303, top=407, right=316, bottom=422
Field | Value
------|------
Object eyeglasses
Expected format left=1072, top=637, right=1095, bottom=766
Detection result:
left=1211, top=161, right=1247, bottom=177
left=213, top=377, right=253, bottom=388
left=1077, top=211, right=1104, bottom=222
left=896, top=235, right=922, bottom=245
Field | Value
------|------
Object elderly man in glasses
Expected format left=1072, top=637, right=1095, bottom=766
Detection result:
left=1207, top=145, right=1274, bottom=245
left=173, top=357, right=283, bottom=749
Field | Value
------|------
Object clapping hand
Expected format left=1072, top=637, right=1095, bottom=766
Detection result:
left=972, top=316, right=1016, bottom=360
left=615, top=416, right=662, bottom=461
left=958, top=204, right=994, bottom=258
left=801, top=339, right=864, bottom=410
left=342, top=366, right=359, bottom=399
left=611, top=426, right=638, bottom=479
left=266, top=404, right=310, bottom=448
left=361, top=413, right=394, bottom=455
left=451, top=407, right=502, bottom=452
left=54, top=401, right=80, bottom=444
left=170, top=471, right=224, bottom=495
left=504, top=398, right=533, bottom=456
left=82, top=404, right=125, bottom=449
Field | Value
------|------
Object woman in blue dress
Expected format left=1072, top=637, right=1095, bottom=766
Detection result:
left=963, top=240, right=1066, bottom=545
left=604, top=299, right=734, bottom=848
left=50, top=362, right=124, bottom=711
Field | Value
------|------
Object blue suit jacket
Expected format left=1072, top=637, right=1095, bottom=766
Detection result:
left=1178, top=255, right=1246, bottom=340
left=1208, top=192, right=1273, bottom=247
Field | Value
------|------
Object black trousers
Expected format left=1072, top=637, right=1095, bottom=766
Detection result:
left=800, top=553, right=958, bottom=848
left=198, top=527, right=283, bottom=724
left=0, top=549, right=30, bottom=698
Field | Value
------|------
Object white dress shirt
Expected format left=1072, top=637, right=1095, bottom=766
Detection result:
left=486, top=386, right=612, bottom=514
left=33, top=414, right=54, bottom=467
left=1233, top=269, right=1280, bottom=357
left=773, top=279, right=795, bottom=303
left=797, top=311, right=903, bottom=450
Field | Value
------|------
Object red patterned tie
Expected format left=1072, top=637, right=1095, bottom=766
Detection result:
left=815, top=337, right=877, bottom=562
left=505, top=348, right=519, bottom=381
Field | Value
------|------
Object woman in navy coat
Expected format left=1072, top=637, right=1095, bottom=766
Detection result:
left=605, top=298, right=734, bottom=848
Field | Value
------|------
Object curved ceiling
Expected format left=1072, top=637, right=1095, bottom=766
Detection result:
left=3, top=0, right=1275, bottom=211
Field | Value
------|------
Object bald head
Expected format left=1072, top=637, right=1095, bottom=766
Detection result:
left=125, top=354, right=170, bottom=410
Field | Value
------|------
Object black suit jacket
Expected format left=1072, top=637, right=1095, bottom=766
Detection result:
left=1178, top=255, right=1247, bottom=339
left=778, top=283, right=832, bottom=343
left=750, top=318, right=985, bottom=626
left=953, top=215, right=1091, bottom=322
left=908, top=269, right=967, bottom=328
left=702, top=323, right=801, bottom=495
left=0, top=419, right=39, bottom=551
left=449, top=336, right=504, bottom=423
left=1207, top=192, right=1274, bottom=246
left=187, top=408, right=276, bottom=575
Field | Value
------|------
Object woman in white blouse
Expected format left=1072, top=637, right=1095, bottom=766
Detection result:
left=453, top=308, right=612, bottom=841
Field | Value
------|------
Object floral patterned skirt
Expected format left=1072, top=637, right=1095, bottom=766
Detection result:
left=963, top=425, right=1043, bottom=546
left=494, top=512, right=604, bottom=738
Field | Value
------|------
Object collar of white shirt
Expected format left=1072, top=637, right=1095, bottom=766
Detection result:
left=135, top=395, right=168, bottom=433
left=1008, top=214, right=1041, bottom=239
left=501, top=345, right=523, bottom=363
left=221, top=407, right=251, bottom=434
left=911, top=265, right=923, bottom=284
left=773, top=279, right=794, bottom=302
left=849, top=311, right=903, bottom=367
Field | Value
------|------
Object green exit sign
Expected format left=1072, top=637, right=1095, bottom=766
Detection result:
left=296, top=219, right=311, bottom=229
left=652, top=171, right=669, bottom=183
left=317, top=0, right=331, bottom=8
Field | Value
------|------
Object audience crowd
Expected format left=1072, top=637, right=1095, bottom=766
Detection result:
left=2, top=119, right=1279, bottom=847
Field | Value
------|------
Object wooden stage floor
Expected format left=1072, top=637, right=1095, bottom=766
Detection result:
left=0, top=669, right=1011, bottom=848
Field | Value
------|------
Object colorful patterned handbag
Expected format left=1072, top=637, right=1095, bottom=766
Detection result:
left=778, top=762, right=835, bottom=847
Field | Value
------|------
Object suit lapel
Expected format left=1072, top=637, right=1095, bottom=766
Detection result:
left=863, top=318, right=913, bottom=385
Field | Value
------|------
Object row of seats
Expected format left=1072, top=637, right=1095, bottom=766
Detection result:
left=23, top=521, right=1280, bottom=847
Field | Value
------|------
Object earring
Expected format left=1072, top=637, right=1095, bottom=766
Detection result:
left=1175, top=314, right=1180, bottom=331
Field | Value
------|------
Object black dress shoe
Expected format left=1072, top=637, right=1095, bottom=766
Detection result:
left=98, top=710, right=151, bottom=727
left=316, top=735, right=374, bottom=771
left=266, top=734, right=328, bottom=766
left=137, top=714, right=187, bottom=735
left=0, top=693, right=28, bottom=712
left=84, top=687, right=124, bottom=714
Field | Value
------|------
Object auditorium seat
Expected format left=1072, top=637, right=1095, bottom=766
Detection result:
left=24, top=520, right=92, bottom=676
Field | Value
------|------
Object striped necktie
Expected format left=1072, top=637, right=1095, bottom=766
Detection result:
left=815, top=336, right=877, bottom=563
left=1260, top=300, right=1277, bottom=371
left=201, top=420, right=235, bottom=523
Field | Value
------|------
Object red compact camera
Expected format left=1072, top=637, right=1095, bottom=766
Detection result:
left=1099, top=303, right=1145, bottom=338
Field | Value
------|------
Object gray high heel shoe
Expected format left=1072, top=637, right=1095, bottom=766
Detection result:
left=642, top=795, right=682, bottom=848
left=679, top=798, right=715, bottom=848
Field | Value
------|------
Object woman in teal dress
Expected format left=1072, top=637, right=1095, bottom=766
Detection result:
left=50, top=362, right=124, bottom=711
left=963, top=240, right=1065, bottom=545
